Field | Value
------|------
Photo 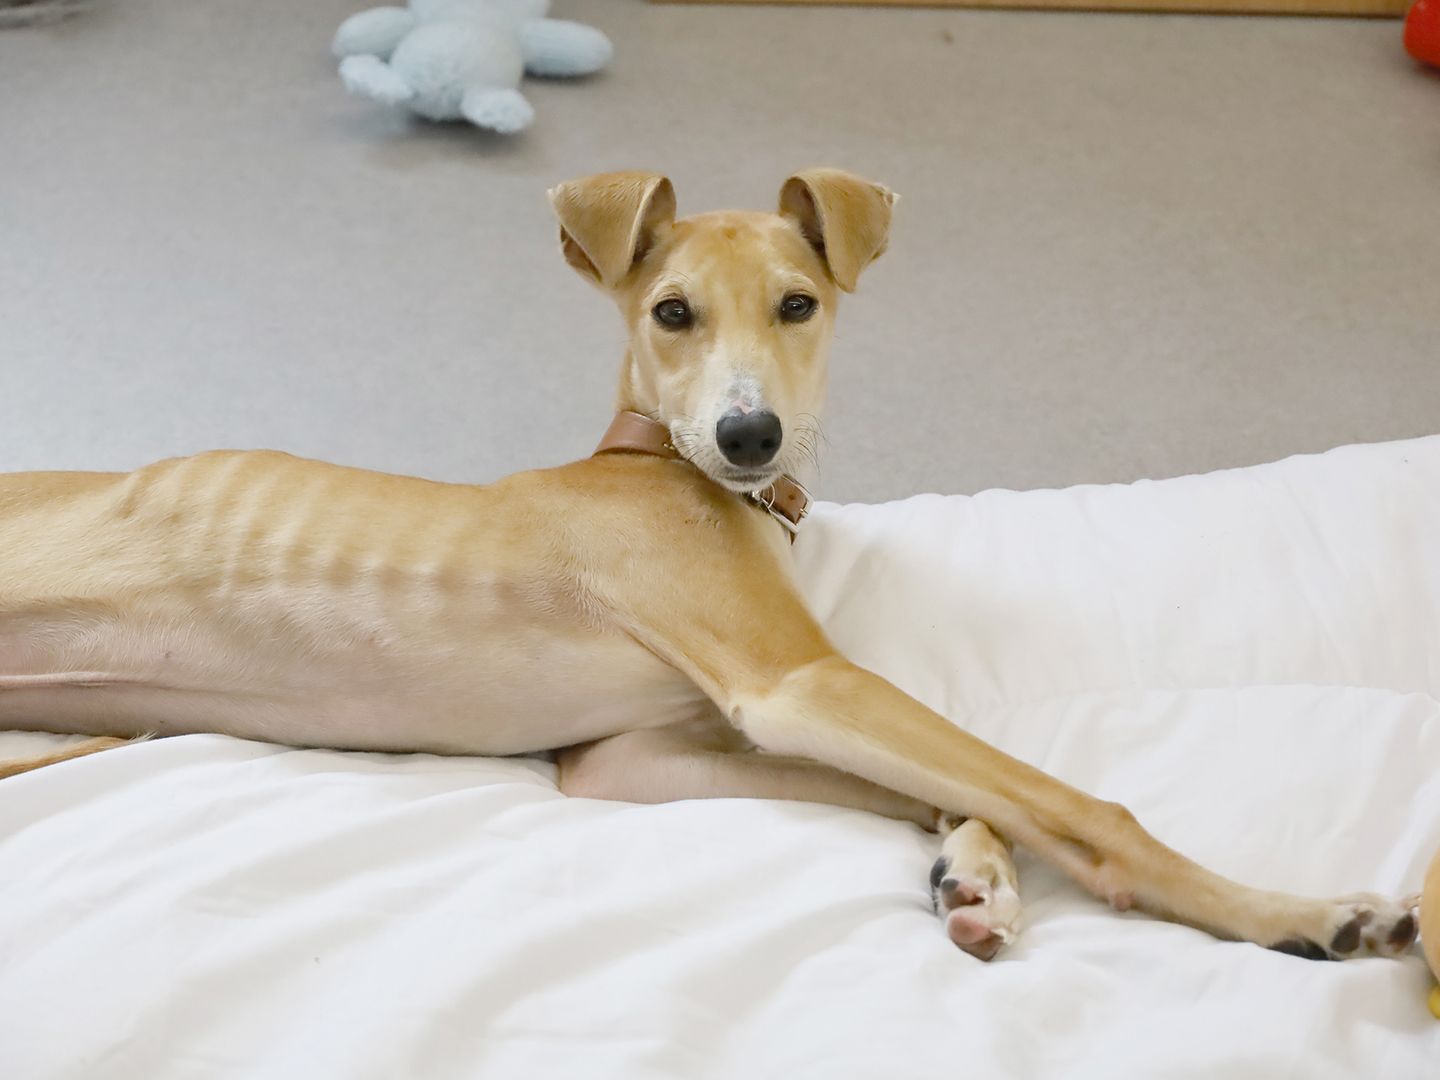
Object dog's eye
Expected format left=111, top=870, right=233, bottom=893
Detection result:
left=652, top=299, right=693, bottom=329
left=780, top=294, right=816, bottom=323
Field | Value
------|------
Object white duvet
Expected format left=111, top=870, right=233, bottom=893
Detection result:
left=4, top=437, right=1439, bottom=1079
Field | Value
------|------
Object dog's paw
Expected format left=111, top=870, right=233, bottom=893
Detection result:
left=1268, top=893, right=1419, bottom=961
left=930, top=817, right=1023, bottom=962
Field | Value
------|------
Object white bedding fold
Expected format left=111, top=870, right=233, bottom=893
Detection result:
left=4, top=436, right=1439, bottom=1078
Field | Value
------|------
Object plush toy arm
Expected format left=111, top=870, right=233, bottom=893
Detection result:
left=460, top=87, right=535, bottom=134
left=519, top=18, right=613, bottom=78
left=332, top=6, right=417, bottom=60
left=339, top=55, right=414, bottom=106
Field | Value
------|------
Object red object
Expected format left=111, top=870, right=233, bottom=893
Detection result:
left=1406, top=0, right=1440, bottom=67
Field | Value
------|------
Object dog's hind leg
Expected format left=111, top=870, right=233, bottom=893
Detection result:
left=931, top=816, right=1023, bottom=961
left=557, top=717, right=1026, bottom=959
left=556, top=714, right=936, bottom=830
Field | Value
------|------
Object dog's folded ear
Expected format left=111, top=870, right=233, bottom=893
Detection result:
left=778, top=169, right=896, bottom=292
left=548, top=171, right=676, bottom=289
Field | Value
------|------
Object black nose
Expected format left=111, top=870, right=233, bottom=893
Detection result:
left=716, top=410, right=782, bottom=468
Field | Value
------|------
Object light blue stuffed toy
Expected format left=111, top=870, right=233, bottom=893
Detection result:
left=332, top=0, right=612, bottom=134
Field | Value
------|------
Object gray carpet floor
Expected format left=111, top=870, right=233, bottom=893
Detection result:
left=2, top=0, right=1437, bottom=503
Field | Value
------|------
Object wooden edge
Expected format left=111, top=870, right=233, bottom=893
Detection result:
left=654, top=0, right=1408, bottom=17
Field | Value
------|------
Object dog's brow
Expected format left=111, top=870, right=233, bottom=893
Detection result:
left=645, top=273, right=695, bottom=303
left=773, top=273, right=819, bottom=296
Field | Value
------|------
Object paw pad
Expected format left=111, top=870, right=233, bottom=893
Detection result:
left=1270, top=937, right=1333, bottom=961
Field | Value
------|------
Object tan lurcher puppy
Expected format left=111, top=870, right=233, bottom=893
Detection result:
left=0, top=169, right=1418, bottom=964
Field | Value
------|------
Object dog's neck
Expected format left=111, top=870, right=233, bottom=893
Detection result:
left=593, top=410, right=811, bottom=538
left=613, top=351, right=656, bottom=421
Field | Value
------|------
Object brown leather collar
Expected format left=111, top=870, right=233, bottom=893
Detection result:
left=593, top=411, right=811, bottom=539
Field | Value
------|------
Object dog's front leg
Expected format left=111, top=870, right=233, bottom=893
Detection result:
left=591, top=491, right=1414, bottom=960
left=719, top=653, right=1416, bottom=960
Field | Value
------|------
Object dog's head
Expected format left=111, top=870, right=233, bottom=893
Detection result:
left=549, top=169, right=895, bottom=492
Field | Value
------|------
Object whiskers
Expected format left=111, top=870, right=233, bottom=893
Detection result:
left=788, top=413, right=827, bottom=475
left=668, top=414, right=736, bottom=481
left=668, top=415, right=705, bottom=460
left=663, top=410, right=825, bottom=491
